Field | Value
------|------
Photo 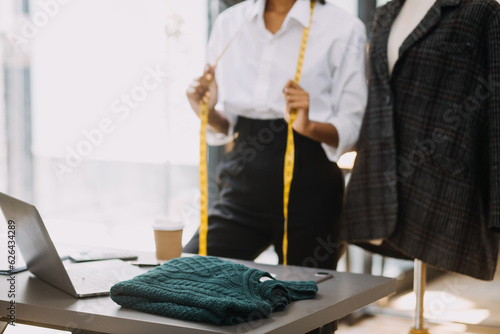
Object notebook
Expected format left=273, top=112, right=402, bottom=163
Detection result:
left=0, top=192, right=143, bottom=298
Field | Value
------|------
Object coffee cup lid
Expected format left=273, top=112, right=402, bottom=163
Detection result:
left=152, top=217, right=184, bottom=231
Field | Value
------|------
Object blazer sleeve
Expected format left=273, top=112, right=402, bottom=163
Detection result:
left=488, top=10, right=500, bottom=232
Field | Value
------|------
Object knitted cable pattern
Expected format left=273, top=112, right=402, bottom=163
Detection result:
left=110, top=256, right=318, bottom=325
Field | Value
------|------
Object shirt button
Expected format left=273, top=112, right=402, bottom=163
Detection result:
left=384, top=95, right=391, bottom=105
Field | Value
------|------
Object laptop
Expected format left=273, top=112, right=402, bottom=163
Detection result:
left=0, top=192, right=143, bottom=298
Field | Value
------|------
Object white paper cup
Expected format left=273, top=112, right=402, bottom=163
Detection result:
left=153, top=217, right=184, bottom=261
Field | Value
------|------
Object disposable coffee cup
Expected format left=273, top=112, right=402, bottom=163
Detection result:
left=153, top=217, right=184, bottom=261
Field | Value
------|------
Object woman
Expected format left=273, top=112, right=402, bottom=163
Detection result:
left=184, top=0, right=367, bottom=270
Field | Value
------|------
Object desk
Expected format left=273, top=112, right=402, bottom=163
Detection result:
left=0, top=255, right=395, bottom=334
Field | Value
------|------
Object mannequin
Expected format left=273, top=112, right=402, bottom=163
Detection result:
left=366, top=0, right=436, bottom=249
left=342, top=0, right=500, bottom=282
left=387, top=0, right=435, bottom=75
left=389, top=3, right=439, bottom=332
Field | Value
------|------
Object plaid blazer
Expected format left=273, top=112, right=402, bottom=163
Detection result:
left=342, top=0, right=500, bottom=280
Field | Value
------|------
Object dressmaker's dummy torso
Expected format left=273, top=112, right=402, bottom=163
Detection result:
left=342, top=0, right=500, bottom=280
left=387, top=0, right=436, bottom=75
left=370, top=0, right=436, bottom=247
left=369, top=0, right=437, bottom=248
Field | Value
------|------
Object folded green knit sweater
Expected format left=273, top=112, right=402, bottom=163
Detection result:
left=110, top=256, right=318, bottom=325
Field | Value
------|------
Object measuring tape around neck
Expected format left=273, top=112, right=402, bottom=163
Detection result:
left=199, top=1, right=316, bottom=258
left=199, top=88, right=210, bottom=256
left=197, top=7, right=253, bottom=257
left=282, top=1, right=315, bottom=265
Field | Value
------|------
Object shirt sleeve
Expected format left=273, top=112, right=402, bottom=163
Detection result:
left=205, top=13, right=237, bottom=146
left=322, top=20, right=368, bottom=161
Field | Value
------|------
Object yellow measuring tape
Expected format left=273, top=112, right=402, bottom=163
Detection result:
left=283, top=1, right=315, bottom=265
left=199, top=84, right=210, bottom=256
left=199, top=1, right=316, bottom=259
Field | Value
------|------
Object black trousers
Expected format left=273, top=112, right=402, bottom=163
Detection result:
left=184, top=117, right=344, bottom=270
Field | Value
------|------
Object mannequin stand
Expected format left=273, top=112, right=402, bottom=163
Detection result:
left=409, top=259, right=429, bottom=334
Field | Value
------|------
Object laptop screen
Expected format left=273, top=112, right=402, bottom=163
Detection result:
left=0, top=193, right=77, bottom=296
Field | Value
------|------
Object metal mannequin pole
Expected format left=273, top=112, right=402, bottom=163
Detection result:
left=410, top=259, right=429, bottom=334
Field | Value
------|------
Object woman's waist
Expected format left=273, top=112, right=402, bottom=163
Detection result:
left=231, top=116, right=329, bottom=164
left=224, top=104, right=283, bottom=121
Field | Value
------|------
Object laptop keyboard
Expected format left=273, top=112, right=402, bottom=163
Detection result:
left=67, top=266, right=118, bottom=294
left=69, top=249, right=138, bottom=263
left=65, top=260, right=143, bottom=296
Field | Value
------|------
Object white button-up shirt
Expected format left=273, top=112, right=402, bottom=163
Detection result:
left=207, top=0, right=367, bottom=161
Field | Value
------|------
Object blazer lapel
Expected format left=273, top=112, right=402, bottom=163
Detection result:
left=372, top=0, right=404, bottom=78
left=398, top=0, right=461, bottom=58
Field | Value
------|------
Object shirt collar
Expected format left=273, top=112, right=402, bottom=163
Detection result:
left=250, top=0, right=312, bottom=28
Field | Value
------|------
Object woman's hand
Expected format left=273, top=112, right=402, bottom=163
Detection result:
left=186, top=65, right=229, bottom=135
left=283, top=80, right=339, bottom=147
left=186, top=65, right=218, bottom=118
left=283, top=80, right=312, bottom=135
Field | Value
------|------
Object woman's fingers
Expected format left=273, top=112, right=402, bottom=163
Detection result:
left=285, top=92, right=308, bottom=102
left=283, top=80, right=309, bottom=114
left=284, top=86, right=306, bottom=94
left=288, top=101, right=309, bottom=110
left=186, top=64, right=218, bottom=116
left=187, top=82, right=201, bottom=99
left=284, top=86, right=309, bottom=106
left=196, top=85, right=208, bottom=98
left=283, top=82, right=308, bottom=99
left=283, top=79, right=298, bottom=91
left=283, top=80, right=303, bottom=91
left=203, top=64, right=215, bottom=82
left=187, top=80, right=210, bottom=106
left=191, top=75, right=213, bottom=100
left=191, top=64, right=215, bottom=96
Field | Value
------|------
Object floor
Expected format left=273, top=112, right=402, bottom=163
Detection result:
left=337, top=315, right=500, bottom=334
left=336, top=258, right=500, bottom=334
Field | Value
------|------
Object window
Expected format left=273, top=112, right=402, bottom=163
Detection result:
left=1, top=0, right=378, bottom=252
left=1, top=0, right=208, bottom=251
left=0, top=41, right=7, bottom=193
